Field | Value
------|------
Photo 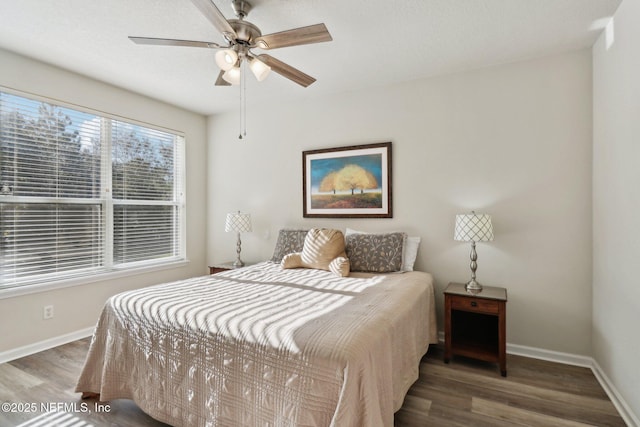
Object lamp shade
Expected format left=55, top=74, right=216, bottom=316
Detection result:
left=225, top=212, right=252, bottom=233
left=222, top=66, right=241, bottom=85
left=249, top=57, right=271, bottom=81
left=454, top=212, right=493, bottom=242
left=215, top=49, right=238, bottom=71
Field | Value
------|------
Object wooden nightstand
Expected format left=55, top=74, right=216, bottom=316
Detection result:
left=209, top=262, right=253, bottom=274
left=444, top=282, right=507, bottom=376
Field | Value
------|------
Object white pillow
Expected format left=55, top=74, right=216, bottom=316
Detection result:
left=345, top=228, right=421, bottom=272
left=402, top=236, right=421, bottom=272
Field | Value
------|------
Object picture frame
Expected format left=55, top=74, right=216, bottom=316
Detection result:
left=303, top=142, right=392, bottom=218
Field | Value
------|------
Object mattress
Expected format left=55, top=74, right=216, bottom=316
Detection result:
left=76, top=262, right=437, bottom=426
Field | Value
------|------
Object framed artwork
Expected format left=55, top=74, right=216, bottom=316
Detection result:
left=303, top=142, right=392, bottom=218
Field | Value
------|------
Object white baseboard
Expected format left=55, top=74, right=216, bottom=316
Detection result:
left=0, top=327, right=94, bottom=364
left=506, top=342, right=593, bottom=367
left=437, top=332, right=638, bottom=427
left=591, top=359, right=640, bottom=427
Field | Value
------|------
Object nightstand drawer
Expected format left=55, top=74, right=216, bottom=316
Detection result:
left=451, top=296, right=499, bottom=314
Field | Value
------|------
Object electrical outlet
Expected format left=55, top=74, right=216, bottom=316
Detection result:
left=43, top=305, right=54, bottom=320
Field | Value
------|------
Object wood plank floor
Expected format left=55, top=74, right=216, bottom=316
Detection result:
left=0, top=339, right=626, bottom=426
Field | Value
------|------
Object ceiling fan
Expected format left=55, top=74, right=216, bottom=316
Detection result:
left=129, top=0, right=333, bottom=88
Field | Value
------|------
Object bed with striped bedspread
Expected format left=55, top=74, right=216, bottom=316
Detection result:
left=76, top=261, right=437, bottom=426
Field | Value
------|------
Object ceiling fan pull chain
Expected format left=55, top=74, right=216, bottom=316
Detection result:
left=242, top=60, right=247, bottom=138
left=238, top=60, right=247, bottom=139
left=238, top=61, right=244, bottom=139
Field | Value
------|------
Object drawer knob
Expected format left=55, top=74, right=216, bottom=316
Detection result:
left=471, top=301, right=477, bottom=307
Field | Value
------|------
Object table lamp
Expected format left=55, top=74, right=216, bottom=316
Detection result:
left=225, top=211, right=252, bottom=267
left=454, top=211, right=493, bottom=291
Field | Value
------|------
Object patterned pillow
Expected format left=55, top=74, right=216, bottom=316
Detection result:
left=345, top=232, right=406, bottom=273
left=270, top=229, right=309, bottom=262
left=345, top=228, right=421, bottom=271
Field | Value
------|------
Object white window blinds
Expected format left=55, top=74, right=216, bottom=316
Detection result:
left=0, top=90, right=185, bottom=289
left=111, top=120, right=182, bottom=265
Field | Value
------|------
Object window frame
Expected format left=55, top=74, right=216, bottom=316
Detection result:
left=0, top=86, right=187, bottom=298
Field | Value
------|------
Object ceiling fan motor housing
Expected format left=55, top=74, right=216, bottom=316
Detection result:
left=229, top=19, right=262, bottom=46
left=231, top=0, right=253, bottom=19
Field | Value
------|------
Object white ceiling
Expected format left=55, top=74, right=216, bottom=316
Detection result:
left=0, top=0, right=622, bottom=116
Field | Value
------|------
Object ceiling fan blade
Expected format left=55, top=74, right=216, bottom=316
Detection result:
left=254, top=23, right=332, bottom=49
left=257, top=54, right=316, bottom=87
left=189, top=0, right=237, bottom=41
left=129, top=36, right=223, bottom=48
left=215, top=70, right=231, bottom=86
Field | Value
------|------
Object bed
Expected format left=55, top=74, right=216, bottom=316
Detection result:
left=76, top=261, right=437, bottom=426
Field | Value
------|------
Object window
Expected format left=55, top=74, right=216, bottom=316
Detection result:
left=0, top=90, right=185, bottom=291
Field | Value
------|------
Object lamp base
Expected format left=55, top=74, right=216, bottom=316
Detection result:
left=465, top=279, right=483, bottom=292
left=233, top=232, right=244, bottom=268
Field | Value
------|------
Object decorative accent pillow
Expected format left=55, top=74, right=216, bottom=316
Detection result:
left=345, top=232, right=406, bottom=273
left=345, top=228, right=420, bottom=272
left=281, top=228, right=350, bottom=277
left=270, top=229, right=309, bottom=263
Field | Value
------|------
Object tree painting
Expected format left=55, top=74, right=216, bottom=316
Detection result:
left=310, top=152, right=384, bottom=209
left=303, top=142, right=392, bottom=218
left=320, top=164, right=378, bottom=195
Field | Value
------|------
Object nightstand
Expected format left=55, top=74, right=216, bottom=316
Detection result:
left=444, top=282, right=507, bottom=376
left=208, top=262, right=253, bottom=274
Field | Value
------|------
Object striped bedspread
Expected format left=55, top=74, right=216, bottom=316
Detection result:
left=76, top=262, right=437, bottom=426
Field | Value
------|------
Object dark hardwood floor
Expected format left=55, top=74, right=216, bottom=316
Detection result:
left=0, top=338, right=626, bottom=426
left=396, top=346, right=625, bottom=426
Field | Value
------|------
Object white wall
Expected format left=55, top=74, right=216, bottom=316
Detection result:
left=0, top=48, right=208, bottom=353
left=208, top=50, right=593, bottom=355
left=593, top=0, right=640, bottom=422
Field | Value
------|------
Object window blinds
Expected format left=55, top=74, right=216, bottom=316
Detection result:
left=111, top=120, right=182, bottom=266
left=0, top=90, right=184, bottom=289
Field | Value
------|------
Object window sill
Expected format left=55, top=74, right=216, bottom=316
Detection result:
left=0, top=259, right=190, bottom=300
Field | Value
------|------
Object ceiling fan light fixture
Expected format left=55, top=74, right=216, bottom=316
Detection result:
left=222, top=66, right=241, bottom=85
left=249, top=57, right=271, bottom=81
left=215, top=49, right=238, bottom=71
